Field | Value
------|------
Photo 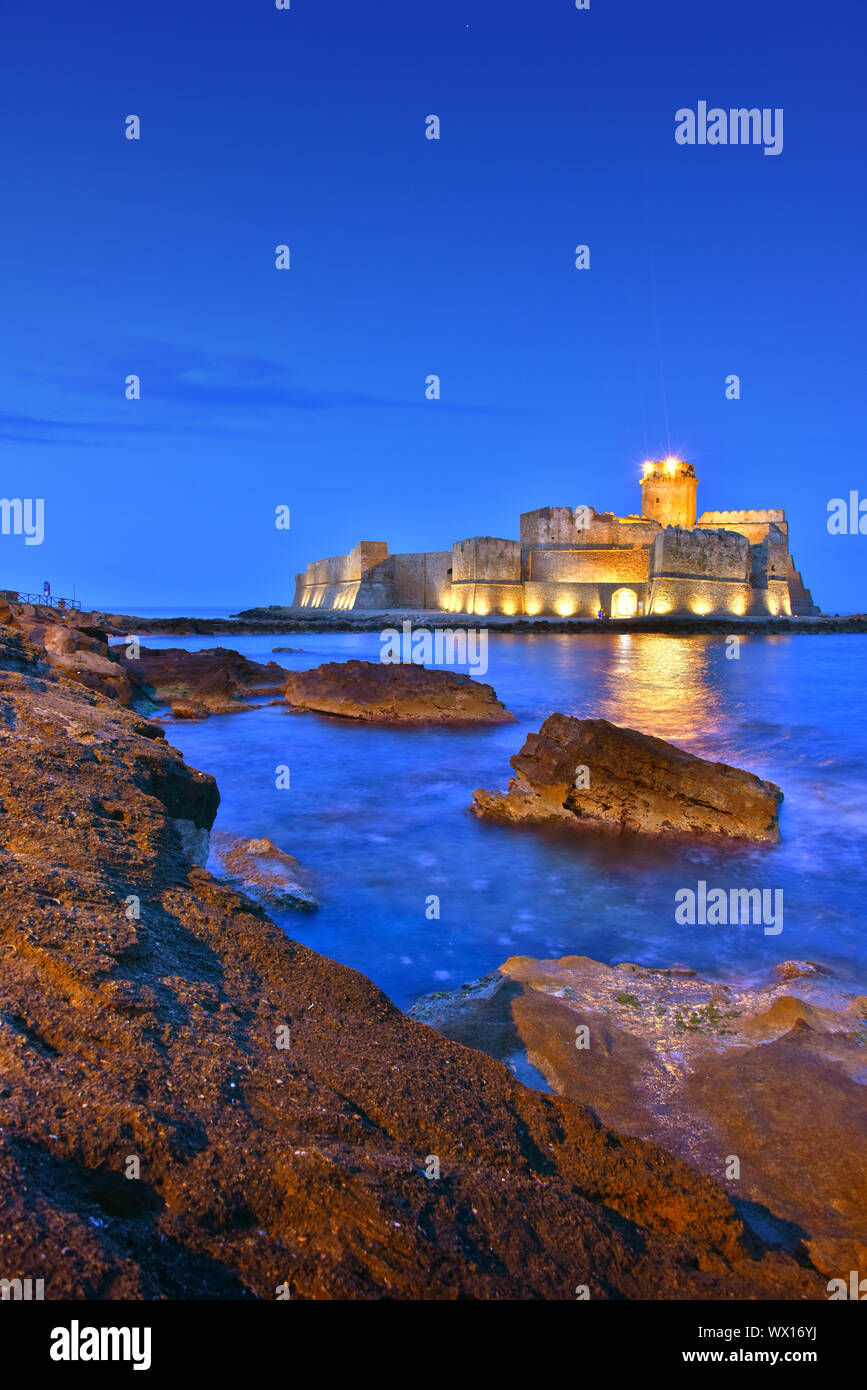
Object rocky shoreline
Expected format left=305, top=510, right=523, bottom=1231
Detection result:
left=0, top=611, right=829, bottom=1298
left=75, top=605, right=867, bottom=637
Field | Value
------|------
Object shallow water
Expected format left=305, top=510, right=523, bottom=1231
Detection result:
left=141, top=630, right=867, bottom=1008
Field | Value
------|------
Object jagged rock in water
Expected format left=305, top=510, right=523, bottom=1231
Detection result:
left=472, top=713, right=782, bottom=842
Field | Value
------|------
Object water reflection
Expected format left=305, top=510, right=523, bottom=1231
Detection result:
left=594, top=635, right=716, bottom=746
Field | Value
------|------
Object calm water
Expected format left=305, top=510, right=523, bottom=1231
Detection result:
left=139, top=631, right=867, bottom=1008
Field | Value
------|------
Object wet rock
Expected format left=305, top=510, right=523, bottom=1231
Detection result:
left=774, top=959, right=828, bottom=980
left=283, top=659, right=515, bottom=724
left=413, top=954, right=867, bottom=1270
left=213, top=833, right=319, bottom=912
left=472, top=713, right=783, bottom=842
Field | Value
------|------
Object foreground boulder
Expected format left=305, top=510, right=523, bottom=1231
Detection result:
left=472, top=714, right=783, bottom=842
left=284, top=659, right=514, bottom=724
left=411, top=955, right=867, bottom=1278
left=0, top=629, right=818, bottom=1298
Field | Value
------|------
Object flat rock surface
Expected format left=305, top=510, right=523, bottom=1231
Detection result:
left=0, top=627, right=820, bottom=1298
left=283, top=658, right=515, bottom=724
left=472, top=713, right=783, bottom=841
left=411, top=955, right=867, bottom=1278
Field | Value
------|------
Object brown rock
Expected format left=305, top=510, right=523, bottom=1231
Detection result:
left=0, top=629, right=818, bottom=1299
left=8, top=610, right=143, bottom=706
left=413, top=954, right=867, bottom=1269
left=774, top=959, right=827, bottom=980
left=472, top=713, right=783, bottom=842
left=111, top=645, right=286, bottom=717
left=283, top=659, right=515, bottom=724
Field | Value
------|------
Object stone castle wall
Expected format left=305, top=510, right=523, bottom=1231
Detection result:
left=529, top=547, right=649, bottom=584
left=294, top=541, right=389, bottom=609
left=646, top=528, right=753, bottom=616
left=523, top=581, right=649, bottom=618
left=450, top=537, right=522, bottom=615
left=520, top=506, right=660, bottom=550
left=392, top=552, right=452, bottom=610
left=651, top=527, right=751, bottom=583
left=696, top=508, right=788, bottom=548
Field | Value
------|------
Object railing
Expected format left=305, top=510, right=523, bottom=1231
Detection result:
left=13, top=592, right=82, bottom=612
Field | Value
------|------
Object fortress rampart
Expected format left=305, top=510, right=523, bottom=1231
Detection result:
left=291, top=459, right=820, bottom=618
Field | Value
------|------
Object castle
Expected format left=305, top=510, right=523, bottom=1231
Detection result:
left=293, top=458, right=819, bottom=618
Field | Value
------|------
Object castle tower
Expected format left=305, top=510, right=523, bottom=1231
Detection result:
left=640, top=457, right=697, bottom=529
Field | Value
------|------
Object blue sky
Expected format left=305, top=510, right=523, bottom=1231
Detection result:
left=1, top=0, right=865, bottom=611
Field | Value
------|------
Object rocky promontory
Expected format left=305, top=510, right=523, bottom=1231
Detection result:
left=284, top=659, right=515, bottom=724
left=472, top=714, right=783, bottom=842
left=0, top=623, right=822, bottom=1298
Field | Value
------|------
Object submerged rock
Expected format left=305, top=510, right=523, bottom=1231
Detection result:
left=283, top=659, right=515, bottom=724
left=0, top=626, right=820, bottom=1299
left=412, top=954, right=867, bottom=1275
left=213, top=833, right=319, bottom=912
left=472, top=713, right=783, bottom=842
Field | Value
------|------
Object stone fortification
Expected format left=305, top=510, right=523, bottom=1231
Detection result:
left=292, top=459, right=820, bottom=618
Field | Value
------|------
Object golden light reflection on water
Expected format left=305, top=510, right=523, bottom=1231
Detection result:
left=594, top=635, right=717, bottom=746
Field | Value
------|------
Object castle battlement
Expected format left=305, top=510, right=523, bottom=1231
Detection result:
left=292, top=458, right=820, bottom=618
left=697, top=508, right=785, bottom=524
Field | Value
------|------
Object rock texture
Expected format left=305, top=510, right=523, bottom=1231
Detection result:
left=110, top=645, right=286, bottom=719
left=472, top=714, right=783, bottom=842
left=0, top=627, right=820, bottom=1299
left=0, top=599, right=149, bottom=708
left=283, top=659, right=514, bottom=724
left=411, top=956, right=867, bottom=1278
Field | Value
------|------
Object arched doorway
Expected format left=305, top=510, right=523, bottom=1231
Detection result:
left=611, top=587, right=638, bottom=618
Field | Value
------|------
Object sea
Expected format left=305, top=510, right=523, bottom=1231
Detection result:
left=125, top=622, right=867, bottom=1010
